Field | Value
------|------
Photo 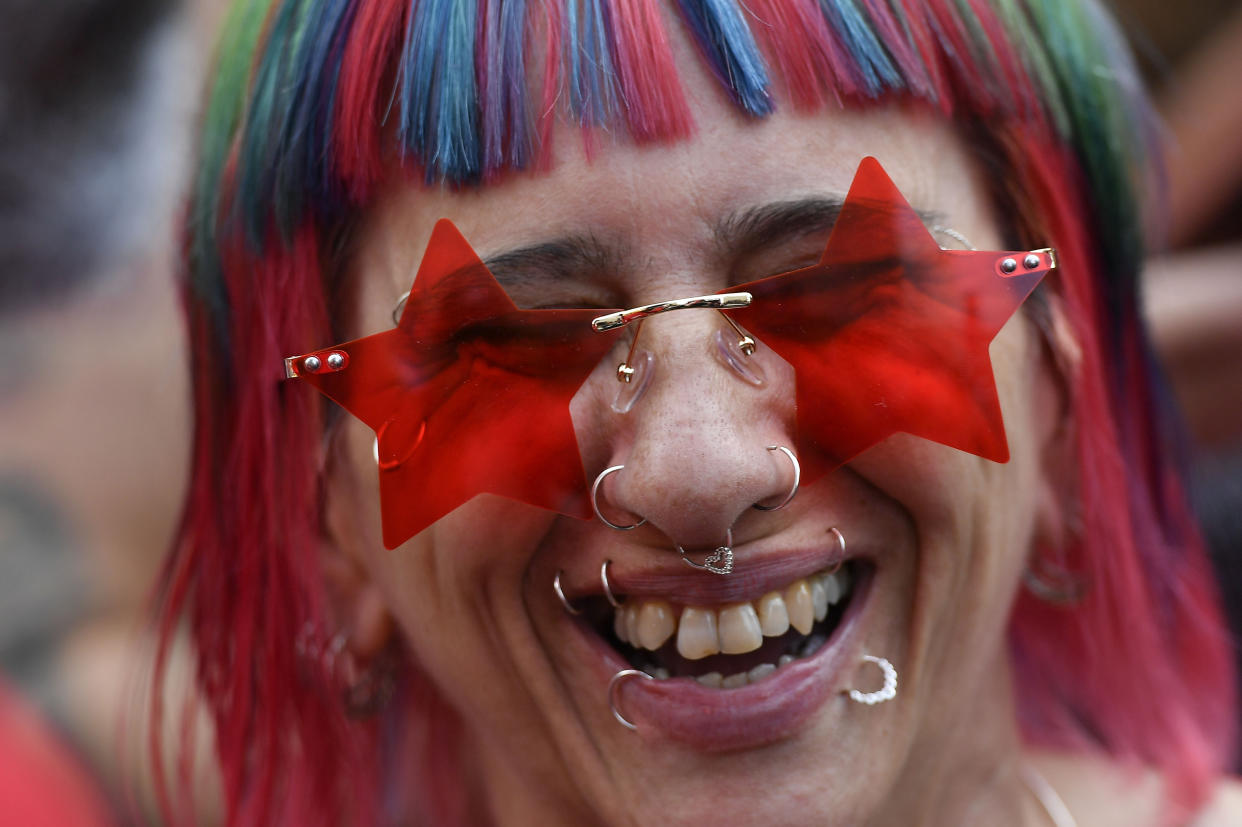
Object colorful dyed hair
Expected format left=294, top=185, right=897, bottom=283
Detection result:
left=158, top=0, right=1237, bottom=823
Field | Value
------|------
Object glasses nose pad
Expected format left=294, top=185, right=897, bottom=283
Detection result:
left=611, top=350, right=655, bottom=414
left=712, top=328, right=766, bottom=387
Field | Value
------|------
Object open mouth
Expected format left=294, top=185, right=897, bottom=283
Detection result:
left=582, top=562, right=860, bottom=690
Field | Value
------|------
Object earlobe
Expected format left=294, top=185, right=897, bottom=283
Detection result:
left=1028, top=289, right=1088, bottom=604
left=320, top=425, right=398, bottom=663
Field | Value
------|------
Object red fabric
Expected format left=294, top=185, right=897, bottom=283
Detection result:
left=0, top=679, right=112, bottom=827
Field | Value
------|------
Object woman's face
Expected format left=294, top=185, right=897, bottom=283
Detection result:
left=329, top=74, right=1061, bottom=823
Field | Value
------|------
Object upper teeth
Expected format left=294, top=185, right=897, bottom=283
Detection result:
left=612, top=567, right=851, bottom=660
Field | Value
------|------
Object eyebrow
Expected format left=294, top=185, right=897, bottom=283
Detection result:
left=478, top=195, right=945, bottom=290
left=483, top=234, right=625, bottom=291
left=715, top=196, right=848, bottom=256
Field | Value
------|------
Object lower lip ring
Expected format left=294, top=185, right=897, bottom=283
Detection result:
left=594, top=568, right=873, bottom=752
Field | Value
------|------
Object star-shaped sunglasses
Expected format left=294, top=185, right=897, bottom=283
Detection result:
left=285, top=157, right=1054, bottom=549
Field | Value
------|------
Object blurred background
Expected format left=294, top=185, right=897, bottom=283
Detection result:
left=0, top=0, right=1237, bottom=822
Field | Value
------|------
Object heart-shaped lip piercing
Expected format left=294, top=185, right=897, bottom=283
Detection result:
left=678, top=529, right=734, bottom=576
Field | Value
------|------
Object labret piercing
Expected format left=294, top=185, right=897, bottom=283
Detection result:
left=844, top=655, right=898, bottom=705
left=608, top=669, right=653, bottom=730
left=607, top=655, right=897, bottom=733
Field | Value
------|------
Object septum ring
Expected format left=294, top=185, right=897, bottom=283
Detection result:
left=753, top=445, right=800, bottom=511
left=592, top=465, right=647, bottom=531
left=608, top=669, right=654, bottom=730
left=678, top=528, right=734, bottom=576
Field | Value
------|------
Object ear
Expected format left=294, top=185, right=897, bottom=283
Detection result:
left=1029, top=289, right=1083, bottom=558
left=320, top=426, right=396, bottom=662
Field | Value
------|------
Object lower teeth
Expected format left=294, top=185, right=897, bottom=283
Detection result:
left=640, top=647, right=811, bottom=689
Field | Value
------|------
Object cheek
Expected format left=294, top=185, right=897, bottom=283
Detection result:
left=848, top=314, right=1043, bottom=645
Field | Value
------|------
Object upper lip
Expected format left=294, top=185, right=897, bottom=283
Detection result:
left=567, top=543, right=855, bottom=605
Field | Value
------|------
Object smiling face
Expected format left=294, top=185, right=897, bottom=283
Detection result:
left=324, top=85, right=1061, bottom=823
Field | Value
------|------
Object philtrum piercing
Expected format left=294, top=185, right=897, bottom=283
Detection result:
left=844, top=654, right=898, bottom=705
left=826, top=526, right=846, bottom=575
left=753, top=445, right=800, bottom=511
left=553, top=570, right=581, bottom=616
left=608, top=669, right=654, bottom=730
left=591, top=465, right=647, bottom=531
left=601, top=560, right=620, bottom=608
left=678, top=528, right=734, bottom=576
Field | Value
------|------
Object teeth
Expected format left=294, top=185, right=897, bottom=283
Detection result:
left=810, top=577, right=829, bottom=623
left=636, top=600, right=676, bottom=651
left=717, top=603, right=763, bottom=654
left=756, top=591, right=790, bottom=637
left=748, top=662, right=775, bottom=682
left=612, top=564, right=855, bottom=676
left=676, top=607, right=720, bottom=660
left=785, top=580, right=815, bottom=635
left=696, top=672, right=723, bottom=688
left=822, top=571, right=841, bottom=605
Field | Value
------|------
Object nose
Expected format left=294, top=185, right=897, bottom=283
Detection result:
left=596, top=309, right=797, bottom=550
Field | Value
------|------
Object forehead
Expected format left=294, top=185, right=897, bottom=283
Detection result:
left=356, top=102, right=1003, bottom=307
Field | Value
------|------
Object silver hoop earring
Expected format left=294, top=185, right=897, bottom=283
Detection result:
left=553, top=570, right=581, bottom=616
left=601, top=560, right=621, bottom=608
left=591, top=465, right=647, bottom=531
left=753, top=445, right=800, bottom=511
left=608, top=669, right=654, bottom=730
left=844, top=654, right=897, bottom=705
left=678, top=528, right=734, bottom=575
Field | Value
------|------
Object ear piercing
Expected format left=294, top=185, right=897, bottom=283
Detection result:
left=844, top=654, right=897, bottom=705
left=608, top=668, right=654, bottom=730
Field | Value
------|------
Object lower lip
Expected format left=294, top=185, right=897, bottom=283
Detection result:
left=579, top=569, right=873, bottom=752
